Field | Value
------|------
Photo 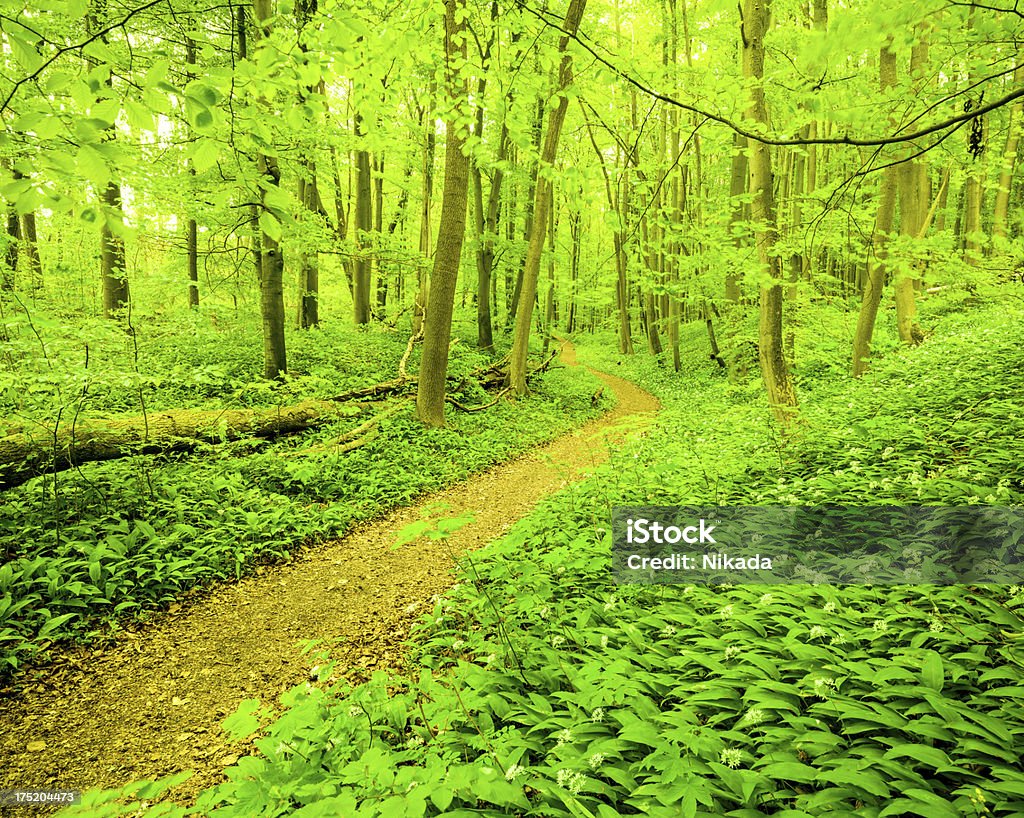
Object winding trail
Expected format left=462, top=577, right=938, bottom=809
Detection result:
left=0, top=343, right=659, bottom=811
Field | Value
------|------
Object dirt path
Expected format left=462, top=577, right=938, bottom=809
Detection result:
left=0, top=343, right=659, bottom=812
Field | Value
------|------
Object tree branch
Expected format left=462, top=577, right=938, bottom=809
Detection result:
left=515, top=0, right=1024, bottom=149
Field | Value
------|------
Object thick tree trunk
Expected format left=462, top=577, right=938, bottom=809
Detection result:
left=416, top=0, right=470, bottom=427
left=508, top=0, right=588, bottom=395
left=742, top=0, right=797, bottom=423
left=0, top=400, right=366, bottom=493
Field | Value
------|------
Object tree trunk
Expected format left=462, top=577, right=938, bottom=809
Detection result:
left=0, top=400, right=365, bottom=493
left=185, top=36, right=200, bottom=309
left=21, top=211, right=42, bottom=290
left=253, top=0, right=286, bottom=379
left=236, top=5, right=263, bottom=289
left=3, top=202, right=18, bottom=291
left=353, top=113, right=373, bottom=325
left=88, top=2, right=130, bottom=317
left=296, top=0, right=320, bottom=328
left=415, top=0, right=470, bottom=427
left=509, top=0, right=588, bottom=395
left=742, top=0, right=797, bottom=423
left=993, top=63, right=1024, bottom=241
left=412, top=99, right=435, bottom=336
left=851, top=43, right=899, bottom=376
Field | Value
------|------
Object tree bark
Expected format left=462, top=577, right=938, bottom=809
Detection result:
left=416, top=0, right=470, bottom=427
left=296, top=0, right=320, bottom=328
left=851, top=43, right=899, bottom=376
left=253, top=0, right=286, bottom=379
left=185, top=36, right=200, bottom=309
left=508, top=0, right=588, bottom=395
left=993, top=63, right=1024, bottom=241
left=21, top=211, right=42, bottom=290
left=353, top=112, right=373, bottom=325
left=412, top=97, right=436, bottom=336
left=0, top=400, right=365, bottom=493
left=742, top=0, right=797, bottom=423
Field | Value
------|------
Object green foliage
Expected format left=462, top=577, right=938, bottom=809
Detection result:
left=59, top=299, right=1024, bottom=817
left=0, top=320, right=608, bottom=677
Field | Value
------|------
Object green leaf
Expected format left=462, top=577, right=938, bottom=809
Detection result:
left=883, top=744, right=953, bottom=771
left=920, top=651, right=944, bottom=691
left=37, top=612, right=78, bottom=639
left=878, top=790, right=959, bottom=818
left=223, top=698, right=265, bottom=739
left=76, top=144, right=109, bottom=187
left=259, top=211, right=282, bottom=242
left=191, top=139, right=221, bottom=174
left=759, top=760, right=817, bottom=784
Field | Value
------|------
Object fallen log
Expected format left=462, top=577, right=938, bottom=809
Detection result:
left=1, top=351, right=562, bottom=492
left=0, top=399, right=364, bottom=492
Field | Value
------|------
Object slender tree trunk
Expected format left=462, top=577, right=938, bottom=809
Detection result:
left=508, top=0, right=588, bottom=395
left=412, top=99, right=435, bottom=336
left=253, top=0, right=286, bottom=379
left=236, top=5, right=263, bottom=287
left=993, top=64, right=1024, bottom=241
left=87, top=1, right=130, bottom=317
left=3, top=201, right=18, bottom=291
left=21, top=211, right=42, bottom=290
left=566, top=204, right=580, bottom=333
left=851, top=43, right=899, bottom=377
left=416, top=0, right=470, bottom=427
left=353, top=112, right=373, bottom=325
left=185, top=36, right=200, bottom=309
left=742, top=0, right=797, bottom=422
left=963, top=5, right=987, bottom=264
left=372, top=154, right=385, bottom=316
left=726, top=130, right=747, bottom=303
left=296, top=0, right=320, bottom=328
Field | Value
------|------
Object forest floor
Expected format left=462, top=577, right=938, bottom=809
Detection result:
left=0, top=341, right=659, bottom=813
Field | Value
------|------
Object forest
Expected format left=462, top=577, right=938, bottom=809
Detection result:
left=0, top=0, right=1023, bottom=814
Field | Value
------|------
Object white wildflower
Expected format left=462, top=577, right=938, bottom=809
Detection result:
left=720, top=748, right=742, bottom=769
left=505, top=764, right=525, bottom=782
left=588, top=753, right=605, bottom=770
left=590, top=707, right=605, bottom=723
left=555, top=728, right=574, bottom=748
left=556, top=769, right=585, bottom=795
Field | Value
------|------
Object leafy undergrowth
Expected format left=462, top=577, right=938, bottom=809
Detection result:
left=0, top=317, right=609, bottom=679
left=60, top=296, right=1024, bottom=818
